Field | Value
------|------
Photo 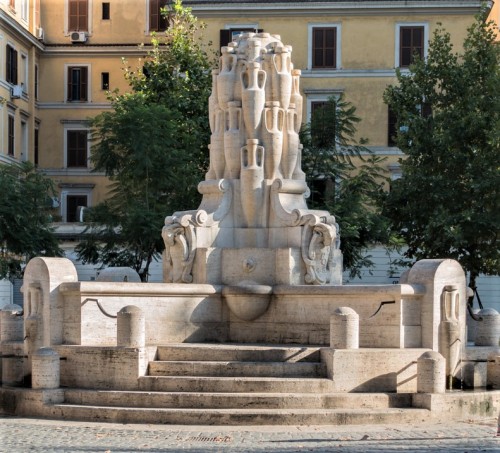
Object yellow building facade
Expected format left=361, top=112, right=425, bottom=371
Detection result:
left=1, top=0, right=494, bottom=223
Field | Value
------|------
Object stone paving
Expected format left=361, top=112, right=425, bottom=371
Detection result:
left=0, top=415, right=499, bottom=452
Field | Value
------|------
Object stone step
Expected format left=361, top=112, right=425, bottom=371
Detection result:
left=138, top=375, right=334, bottom=393
left=156, top=344, right=323, bottom=362
left=148, top=360, right=326, bottom=378
left=63, top=389, right=412, bottom=410
left=46, top=404, right=431, bottom=426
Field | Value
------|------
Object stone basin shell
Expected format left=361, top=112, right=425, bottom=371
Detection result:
left=222, top=284, right=273, bottom=321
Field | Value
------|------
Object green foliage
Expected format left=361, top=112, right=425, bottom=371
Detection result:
left=301, top=95, right=390, bottom=278
left=76, top=0, right=215, bottom=281
left=383, top=11, right=500, bottom=290
left=0, top=162, right=63, bottom=281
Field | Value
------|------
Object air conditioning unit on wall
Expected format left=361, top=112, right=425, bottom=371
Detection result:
left=70, top=31, right=87, bottom=43
left=11, top=85, right=23, bottom=99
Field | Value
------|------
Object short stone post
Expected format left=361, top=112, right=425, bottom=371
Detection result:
left=1, top=304, right=24, bottom=386
left=487, top=354, right=500, bottom=390
left=32, top=347, right=60, bottom=389
left=330, top=307, right=359, bottom=349
left=475, top=308, right=500, bottom=346
left=117, top=305, right=145, bottom=348
left=417, top=351, right=446, bottom=394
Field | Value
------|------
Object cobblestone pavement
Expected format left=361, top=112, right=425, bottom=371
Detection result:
left=0, top=415, right=498, bottom=452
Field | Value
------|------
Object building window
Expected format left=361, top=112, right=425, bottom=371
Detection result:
left=312, top=27, right=337, bottom=69
left=69, top=0, right=88, bottom=32
left=396, top=24, right=428, bottom=68
left=35, top=65, right=39, bottom=99
left=308, top=24, right=341, bottom=70
left=21, top=0, right=28, bottom=21
left=220, top=25, right=261, bottom=49
left=8, top=115, right=15, bottom=156
left=66, top=194, right=88, bottom=222
left=101, top=72, right=109, bottom=90
left=6, top=45, right=18, bottom=85
left=66, top=130, right=88, bottom=167
left=102, top=2, right=110, bottom=20
left=21, top=54, right=28, bottom=93
left=34, top=127, right=39, bottom=166
left=149, top=0, right=169, bottom=32
left=388, top=107, right=398, bottom=147
left=67, top=66, right=88, bottom=101
left=21, top=120, right=28, bottom=161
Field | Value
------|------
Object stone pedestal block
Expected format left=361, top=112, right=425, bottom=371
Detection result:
left=117, top=305, right=145, bottom=348
left=1, top=342, right=24, bottom=386
left=32, top=347, right=60, bottom=389
left=0, top=304, right=24, bottom=342
left=330, top=307, right=359, bottom=349
left=487, top=354, right=500, bottom=389
left=417, top=351, right=446, bottom=394
left=475, top=308, right=500, bottom=346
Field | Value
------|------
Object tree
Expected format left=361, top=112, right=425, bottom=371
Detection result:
left=76, top=0, right=215, bottom=281
left=301, top=95, right=390, bottom=278
left=0, top=162, right=63, bottom=281
left=383, top=11, right=500, bottom=299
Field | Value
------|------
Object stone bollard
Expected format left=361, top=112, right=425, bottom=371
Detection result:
left=32, top=347, right=60, bottom=389
left=1, top=304, right=24, bottom=342
left=487, top=354, right=500, bottom=390
left=475, top=308, right=500, bottom=346
left=117, top=305, right=145, bottom=348
left=417, top=351, right=446, bottom=394
left=330, top=307, right=359, bottom=349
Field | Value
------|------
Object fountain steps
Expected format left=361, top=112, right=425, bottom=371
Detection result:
left=62, top=388, right=413, bottom=410
left=138, top=375, right=335, bottom=393
left=42, top=343, right=432, bottom=425
left=149, top=361, right=326, bottom=378
left=46, top=404, right=430, bottom=426
left=156, top=344, right=323, bottom=362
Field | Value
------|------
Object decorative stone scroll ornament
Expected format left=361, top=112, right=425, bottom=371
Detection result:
left=301, top=216, right=339, bottom=285
left=162, top=215, right=198, bottom=283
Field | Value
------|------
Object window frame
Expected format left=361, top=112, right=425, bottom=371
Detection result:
left=220, top=24, right=260, bottom=49
left=148, top=0, right=169, bottom=33
left=101, top=71, right=109, bottom=90
left=6, top=44, right=18, bottom=85
left=102, top=2, right=110, bottom=20
left=20, top=52, right=28, bottom=93
left=68, top=0, right=89, bottom=32
left=395, top=23, right=429, bottom=69
left=308, top=23, right=342, bottom=71
left=7, top=114, right=15, bottom=157
left=60, top=188, right=92, bottom=223
left=65, top=128, right=90, bottom=168
left=66, top=64, right=90, bottom=102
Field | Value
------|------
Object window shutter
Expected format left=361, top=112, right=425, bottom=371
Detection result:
left=67, top=67, right=72, bottom=100
left=220, top=29, right=232, bottom=49
left=150, top=0, right=159, bottom=31
left=12, top=48, right=18, bottom=84
left=69, top=0, right=88, bottom=31
left=69, top=0, right=78, bottom=30
left=80, top=67, right=88, bottom=101
left=79, top=0, right=88, bottom=31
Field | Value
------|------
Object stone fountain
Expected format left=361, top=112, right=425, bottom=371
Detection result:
left=162, top=32, right=341, bottom=322
left=0, top=33, right=499, bottom=425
